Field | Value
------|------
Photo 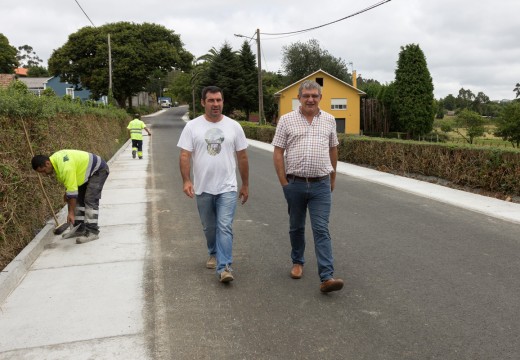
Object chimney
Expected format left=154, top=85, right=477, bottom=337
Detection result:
left=352, top=70, right=357, bottom=88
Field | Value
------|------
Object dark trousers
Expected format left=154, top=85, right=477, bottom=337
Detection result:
left=75, top=167, right=110, bottom=234
left=131, top=139, right=143, bottom=154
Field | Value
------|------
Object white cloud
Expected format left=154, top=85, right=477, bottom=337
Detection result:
left=2, top=0, right=519, bottom=100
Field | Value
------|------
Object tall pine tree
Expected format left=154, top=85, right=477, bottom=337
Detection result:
left=203, top=42, right=242, bottom=115
left=237, top=41, right=258, bottom=121
left=393, top=44, right=434, bottom=137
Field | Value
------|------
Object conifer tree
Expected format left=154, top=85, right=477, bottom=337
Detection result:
left=237, top=41, right=258, bottom=121
left=203, top=43, right=242, bottom=115
left=393, top=44, right=434, bottom=137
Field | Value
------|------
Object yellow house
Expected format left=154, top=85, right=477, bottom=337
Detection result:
left=274, top=69, right=365, bottom=134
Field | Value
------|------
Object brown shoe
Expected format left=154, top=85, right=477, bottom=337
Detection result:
left=290, top=264, right=303, bottom=279
left=320, top=278, right=344, bottom=293
left=206, top=255, right=216, bottom=269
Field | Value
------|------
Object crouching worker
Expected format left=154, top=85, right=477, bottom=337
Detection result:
left=32, top=149, right=110, bottom=244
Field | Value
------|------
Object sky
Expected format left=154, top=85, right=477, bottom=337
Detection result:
left=2, top=0, right=520, bottom=101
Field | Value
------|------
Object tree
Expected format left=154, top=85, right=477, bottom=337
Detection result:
left=281, top=39, right=350, bottom=85
left=378, top=82, right=398, bottom=132
left=16, top=44, right=43, bottom=68
left=0, top=33, right=18, bottom=73
left=48, top=22, right=193, bottom=108
left=357, top=78, right=382, bottom=98
left=456, top=88, right=475, bottom=109
left=16, top=44, right=49, bottom=77
left=514, top=83, right=520, bottom=99
left=495, top=101, right=520, bottom=147
left=27, top=66, right=49, bottom=77
left=201, top=42, right=242, bottom=115
left=168, top=71, right=192, bottom=104
left=435, top=99, right=445, bottom=119
left=262, top=70, right=286, bottom=123
left=453, top=109, right=485, bottom=144
left=443, top=94, right=456, bottom=111
left=471, top=91, right=490, bottom=115
left=393, top=44, right=435, bottom=137
left=237, top=41, right=257, bottom=120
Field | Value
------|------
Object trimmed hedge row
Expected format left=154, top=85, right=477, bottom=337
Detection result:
left=240, top=121, right=520, bottom=197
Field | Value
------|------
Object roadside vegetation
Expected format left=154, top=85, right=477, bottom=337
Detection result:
left=0, top=82, right=129, bottom=270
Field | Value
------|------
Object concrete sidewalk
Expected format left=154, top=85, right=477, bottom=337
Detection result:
left=1, top=134, right=520, bottom=359
left=0, top=136, right=152, bottom=359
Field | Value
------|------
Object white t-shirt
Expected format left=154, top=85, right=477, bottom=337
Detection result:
left=177, top=115, right=248, bottom=195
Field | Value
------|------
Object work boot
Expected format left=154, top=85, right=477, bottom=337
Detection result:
left=76, top=232, right=99, bottom=244
left=219, top=265, right=234, bottom=283
left=206, top=255, right=217, bottom=269
left=320, top=278, right=344, bottom=293
left=132, top=150, right=136, bottom=159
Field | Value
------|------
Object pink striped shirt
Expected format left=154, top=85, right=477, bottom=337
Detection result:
left=272, top=108, right=339, bottom=177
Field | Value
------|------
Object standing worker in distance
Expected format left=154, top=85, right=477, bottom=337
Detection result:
left=128, top=113, right=151, bottom=159
left=177, top=85, right=249, bottom=283
left=31, top=149, right=110, bottom=244
left=272, top=80, right=344, bottom=293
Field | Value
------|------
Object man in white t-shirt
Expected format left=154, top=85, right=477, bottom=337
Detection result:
left=177, top=86, right=249, bottom=283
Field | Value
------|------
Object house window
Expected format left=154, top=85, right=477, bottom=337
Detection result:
left=66, top=88, right=75, bottom=98
left=331, top=98, right=347, bottom=110
left=316, top=78, right=323, bottom=86
left=292, top=99, right=300, bottom=111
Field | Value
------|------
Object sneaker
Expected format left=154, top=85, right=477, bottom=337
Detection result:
left=132, top=150, right=136, bottom=159
left=219, top=266, right=234, bottom=283
left=206, top=255, right=216, bottom=269
left=76, top=232, right=99, bottom=244
left=138, top=156, right=143, bottom=159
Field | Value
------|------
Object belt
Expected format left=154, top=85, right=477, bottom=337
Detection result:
left=286, top=174, right=329, bottom=182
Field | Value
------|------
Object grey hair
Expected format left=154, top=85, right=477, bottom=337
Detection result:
left=298, top=80, right=322, bottom=97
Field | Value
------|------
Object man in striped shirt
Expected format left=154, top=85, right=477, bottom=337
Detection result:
left=272, top=80, right=344, bottom=293
left=32, top=150, right=110, bottom=244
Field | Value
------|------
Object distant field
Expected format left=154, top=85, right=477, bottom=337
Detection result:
left=433, top=115, right=514, bottom=148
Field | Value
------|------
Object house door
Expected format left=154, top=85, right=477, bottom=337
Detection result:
left=335, top=118, right=345, bottom=133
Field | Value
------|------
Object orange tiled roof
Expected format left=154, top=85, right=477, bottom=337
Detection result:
left=15, top=68, right=29, bottom=76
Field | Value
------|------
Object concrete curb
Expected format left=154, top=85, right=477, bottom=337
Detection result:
left=0, top=139, right=131, bottom=305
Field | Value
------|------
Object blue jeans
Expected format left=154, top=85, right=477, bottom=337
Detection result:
left=282, top=177, right=334, bottom=282
left=196, top=191, right=237, bottom=274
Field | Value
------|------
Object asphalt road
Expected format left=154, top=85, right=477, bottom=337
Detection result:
left=145, top=107, right=520, bottom=360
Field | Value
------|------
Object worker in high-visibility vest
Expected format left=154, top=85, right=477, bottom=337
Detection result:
left=31, top=150, right=110, bottom=244
left=127, top=114, right=151, bottom=159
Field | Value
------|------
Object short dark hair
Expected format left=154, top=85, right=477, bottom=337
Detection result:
left=31, top=155, right=50, bottom=170
left=201, top=86, right=223, bottom=101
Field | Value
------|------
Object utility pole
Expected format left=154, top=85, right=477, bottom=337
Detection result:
left=256, top=29, right=264, bottom=125
left=234, top=30, right=265, bottom=125
left=108, top=33, right=113, bottom=105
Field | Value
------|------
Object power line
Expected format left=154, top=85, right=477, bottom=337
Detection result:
left=73, top=0, right=114, bottom=103
left=260, top=0, right=391, bottom=36
left=74, top=0, right=96, bottom=27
